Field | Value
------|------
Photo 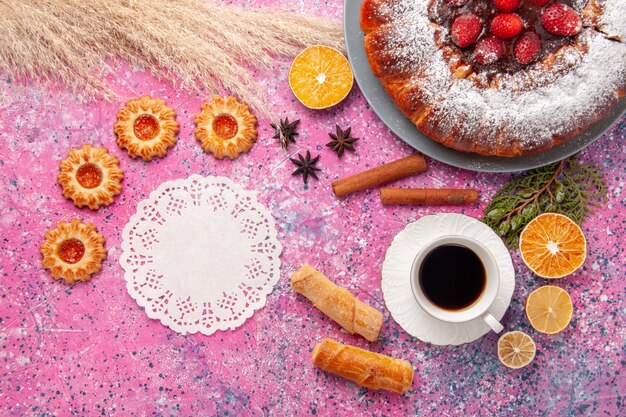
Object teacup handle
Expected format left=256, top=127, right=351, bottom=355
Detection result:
left=481, top=311, right=504, bottom=333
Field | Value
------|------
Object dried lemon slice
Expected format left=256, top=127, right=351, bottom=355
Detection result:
left=40, top=219, right=107, bottom=284
left=57, top=144, right=123, bottom=210
left=288, top=45, right=353, bottom=109
left=519, top=213, right=586, bottom=279
left=498, top=331, right=536, bottom=369
left=526, top=285, right=573, bottom=334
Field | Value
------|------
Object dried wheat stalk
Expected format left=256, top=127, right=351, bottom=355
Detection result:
left=0, top=0, right=344, bottom=116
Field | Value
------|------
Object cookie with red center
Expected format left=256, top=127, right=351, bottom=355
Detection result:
left=527, top=0, right=551, bottom=6
left=494, top=0, right=520, bottom=13
left=491, top=13, right=524, bottom=40
left=446, top=0, right=469, bottom=7
left=541, top=3, right=582, bottom=36
left=514, top=31, right=542, bottom=64
left=474, top=36, right=505, bottom=65
left=451, top=13, right=483, bottom=48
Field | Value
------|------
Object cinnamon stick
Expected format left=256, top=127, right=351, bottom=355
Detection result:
left=380, top=188, right=479, bottom=205
left=332, top=154, right=427, bottom=197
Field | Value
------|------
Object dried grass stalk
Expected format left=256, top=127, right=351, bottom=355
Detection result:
left=0, top=0, right=344, bottom=116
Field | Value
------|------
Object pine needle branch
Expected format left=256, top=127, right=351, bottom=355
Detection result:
left=481, top=155, right=607, bottom=247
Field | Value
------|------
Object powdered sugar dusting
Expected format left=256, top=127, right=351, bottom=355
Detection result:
left=597, top=0, right=626, bottom=41
left=369, top=2, right=454, bottom=105
left=440, top=30, right=624, bottom=150
left=365, top=0, right=626, bottom=155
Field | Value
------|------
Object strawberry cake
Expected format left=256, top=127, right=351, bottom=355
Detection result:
left=361, top=0, right=626, bottom=156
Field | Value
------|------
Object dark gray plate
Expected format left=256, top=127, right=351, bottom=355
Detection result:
left=344, top=0, right=625, bottom=172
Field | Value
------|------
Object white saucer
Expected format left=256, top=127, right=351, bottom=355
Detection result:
left=381, top=213, right=515, bottom=346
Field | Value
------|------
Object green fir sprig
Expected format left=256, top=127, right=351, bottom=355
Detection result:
left=482, top=156, right=607, bottom=247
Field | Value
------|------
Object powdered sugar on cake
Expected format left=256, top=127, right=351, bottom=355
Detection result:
left=439, top=30, right=624, bottom=150
left=364, top=0, right=626, bottom=154
left=597, top=0, right=626, bottom=41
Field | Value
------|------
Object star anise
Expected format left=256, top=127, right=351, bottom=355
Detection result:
left=290, top=150, right=321, bottom=184
left=271, top=117, right=300, bottom=150
left=326, top=125, right=359, bottom=157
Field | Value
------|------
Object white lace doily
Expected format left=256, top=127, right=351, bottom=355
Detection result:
left=120, top=175, right=282, bottom=335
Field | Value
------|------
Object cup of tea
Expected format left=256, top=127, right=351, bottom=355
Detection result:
left=410, top=235, right=503, bottom=333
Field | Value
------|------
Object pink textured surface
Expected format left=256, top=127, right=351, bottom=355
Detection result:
left=0, top=1, right=625, bottom=415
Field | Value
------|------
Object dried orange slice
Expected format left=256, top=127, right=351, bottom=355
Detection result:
left=497, top=331, right=536, bottom=369
left=288, top=45, right=353, bottom=109
left=525, top=285, right=573, bottom=334
left=519, top=213, right=586, bottom=278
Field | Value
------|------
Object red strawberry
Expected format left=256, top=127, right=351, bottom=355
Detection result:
left=491, top=13, right=524, bottom=40
left=474, top=36, right=505, bottom=65
left=541, top=3, right=582, bottom=36
left=451, top=14, right=483, bottom=48
left=494, top=0, right=521, bottom=13
left=527, top=0, right=551, bottom=6
left=446, top=0, right=469, bottom=7
left=514, top=31, right=542, bottom=64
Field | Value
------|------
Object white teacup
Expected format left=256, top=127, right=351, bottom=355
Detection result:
left=410, top=235, right=504, bottom=333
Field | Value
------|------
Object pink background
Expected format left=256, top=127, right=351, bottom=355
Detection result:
left=1, top=1, right=624, bottom=415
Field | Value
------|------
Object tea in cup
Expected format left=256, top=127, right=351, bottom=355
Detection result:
left=410, top=235, right=503, bottom=333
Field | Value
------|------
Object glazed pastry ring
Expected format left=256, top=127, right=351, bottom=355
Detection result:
left=343, top=0, right=626, bottom=172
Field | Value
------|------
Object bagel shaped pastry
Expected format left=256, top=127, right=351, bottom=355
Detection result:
left=360, top=0, right=626, bottom=156
left=194, top=96, right=258, bottom=160
left=114, top=96, right=179, bottom=161
left=57, top=144, right=123, bottom=210
left=40, top=219, right=107, bottom=284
